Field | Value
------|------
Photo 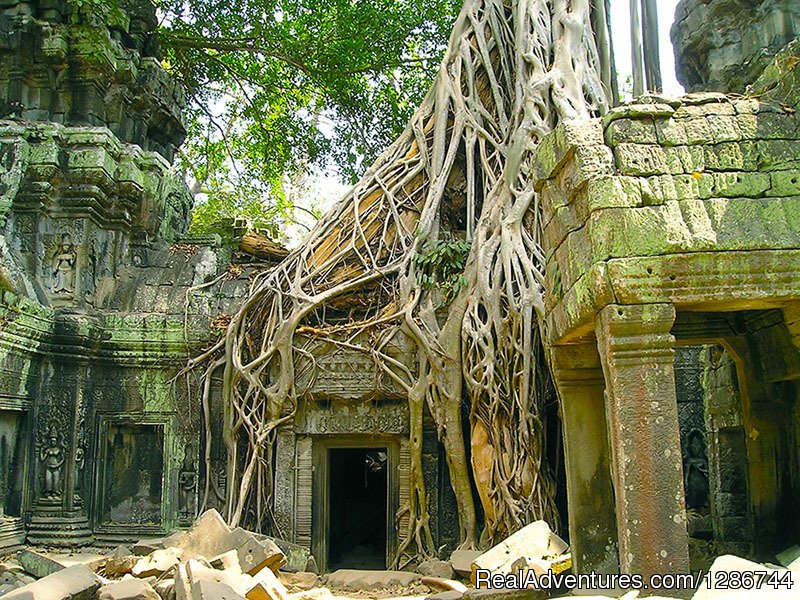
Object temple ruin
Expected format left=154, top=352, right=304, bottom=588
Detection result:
left=0, top=0, right=797, bottom=592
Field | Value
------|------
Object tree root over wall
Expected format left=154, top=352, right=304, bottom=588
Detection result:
left=185, top=0, right=607, bottom=567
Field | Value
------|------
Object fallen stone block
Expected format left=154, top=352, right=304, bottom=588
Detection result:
left=106, top=554, right=140, bottom=578
left=98, top=579, right=161, bottom=600
left=693, top=555, right=799, bottom=599
left=264, top=537, right=310, bottom=573
left=133, top=548, right=182, bottom=578
left=155, top=578, right=175, bottom=600
left=177, top=559, right=250, bottom=600
left=246, top=565, right=288, bottom=600
left=210, top=550, right=243, bottom=574
left=471, top=521, right=567, bottom=583
left=4, top=564, right=102, bottom=600
left=17, top=549, right=65, bottom=579
left=418, top=560, right=455, bottom=580
left=449, top=550, right=482, bottom=578
left=228, top=528, right=286, bottom=575
left=279, top=572, right=319, bottom=592
left=194, top=581, right=248, bottom=600
left=167, top=509, right=233, bottom=561
left=134, top=539, right=166, bottom=556
left=324, top=569, right=420, bottom=592
left=421, top=577, right=468, bottom=593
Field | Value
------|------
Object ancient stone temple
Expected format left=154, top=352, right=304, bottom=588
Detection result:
left=0, top=0, right=460, bottom=565
left=541, top=39, right=800, bottom=584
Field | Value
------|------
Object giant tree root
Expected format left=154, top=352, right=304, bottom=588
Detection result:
left=186, top=0, right=607, bottom=561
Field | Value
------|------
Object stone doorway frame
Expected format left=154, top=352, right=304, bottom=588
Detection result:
left=92, top=416, right=172, bottom=538
left=311, top=435, right=400, bottom=572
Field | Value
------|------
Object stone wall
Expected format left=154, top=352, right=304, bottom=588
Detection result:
left=671, top=0, right=800, bottom=93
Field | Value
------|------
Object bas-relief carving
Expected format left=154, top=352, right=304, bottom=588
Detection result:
left=38, top=424, right=64, bottom=501
left=50, top=233, right=77, bottom=295
left=295, top=401, right=408, bottom=435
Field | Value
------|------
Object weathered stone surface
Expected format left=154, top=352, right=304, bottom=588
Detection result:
left=426, top=591, right=464, bottom=600
left=749, top=37, right=800, bottom=110
left=17, top=550, right=65, bottom=579
left=417, top=560, right=456, bottom=580
left=246, top=566, right=288, bottom=600
left=471, top=521, right=567, bottom=582
left=324, top=570, right=420, bottom=591
left=134, top=540, right=166, bottom=557
left=421, top=577, right=468, bottom=593
left=3, top=564, right=102, bottom=600
left=228, top=528, right=286, bottom=575
left=98, top=579, right=161, bottom=600
left=671, top=0, right=800, bottom=93
left=450, top=550, right=482, bottom=577
left=133, top=548, right=182, bottom=578
left=279, top=572, right=319, bottom=592
left=176, top=560, right=247, bottom=600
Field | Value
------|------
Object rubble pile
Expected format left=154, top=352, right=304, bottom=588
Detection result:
left=0, top=514, right=796, bottom=600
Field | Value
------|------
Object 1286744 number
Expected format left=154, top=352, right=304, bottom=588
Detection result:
left=709, top=570, right=794, bottom=590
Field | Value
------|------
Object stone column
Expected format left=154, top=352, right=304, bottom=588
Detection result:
left=551, top=343, right=618, bottom=574
left=595, top=303, right=690, bottom=577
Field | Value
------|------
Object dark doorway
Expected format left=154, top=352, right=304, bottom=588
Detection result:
left=328, top=447, right=387, bottom=570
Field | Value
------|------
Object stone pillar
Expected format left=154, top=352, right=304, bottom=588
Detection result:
left=595, top=303, right=690, bottom=577
left=551, top=344, right=618, bottom=574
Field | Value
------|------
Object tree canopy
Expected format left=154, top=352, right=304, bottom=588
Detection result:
left=158, top=0, right=461, bottom=235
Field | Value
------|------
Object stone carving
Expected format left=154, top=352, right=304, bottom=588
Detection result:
left=178, top=445, right=197, bottom=522
left=297, top=401, right=408, bottom=435
left=38, top=424, right=64, bottom=501
left=683, top=428, right=709, bottom=509
left=50, top=234, right=77, bottom=295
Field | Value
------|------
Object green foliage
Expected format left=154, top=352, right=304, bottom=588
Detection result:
left=411, top=237, right=471, bottom=306
left=158, top=0, right=460, bottom=233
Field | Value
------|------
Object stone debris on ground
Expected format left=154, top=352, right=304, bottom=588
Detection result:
left=0, top=512, right=798, bottom=600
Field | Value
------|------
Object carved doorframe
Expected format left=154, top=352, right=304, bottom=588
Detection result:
left=92, top=414, right=172, bottom=536
left=311, top=435, right=400, bottom=573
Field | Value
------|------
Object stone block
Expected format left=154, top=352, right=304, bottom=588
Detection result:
left=450, top=550, right=483, bottom=577
left=3, top=564, right=102, bottom=600
left=471, top=521, right=567, bottom=583
left=132, top=548, right=181, bottom=578
left=417, top=559, right=456, bottom=580
left=176, top=560, right=248, bottom=600
left=167, top=509, right=232, bottom=560
left=133, top=539, right=166, bottom=556
left=712, top=172, right=770, bottom=197
left=615, top=143, right=669, bottom=176
left=278, top=572, right=319, bottom=592
left=421, top=577, right=468, bottom=593
left=769, top=171, right=800, bottom=196
left=17, top=549, right=65, bottom=578
left=228, top=528, right=286, bottom=575
left=246, top=567, right=288, bottom=600
left=324, top=569, right=420, bottom=591
left=605, top=118, right=659, bottom=146
left=98, top=579, right=160, bottom=600
left=266, top=536, right=310, bottom=573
